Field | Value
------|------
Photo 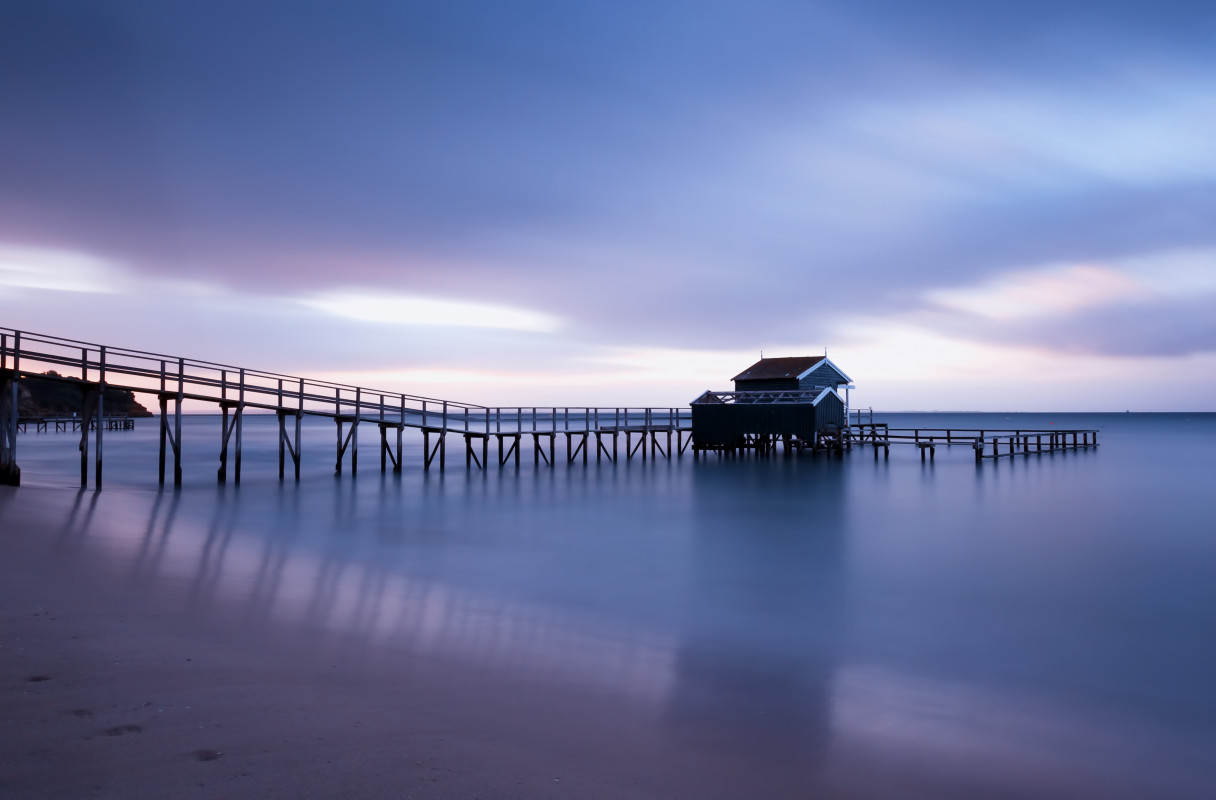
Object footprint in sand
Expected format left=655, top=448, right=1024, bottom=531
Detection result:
left=104, top=724, right=143, bottom=736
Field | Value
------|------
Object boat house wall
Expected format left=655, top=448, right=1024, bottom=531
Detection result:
left=690, top=388, right=845, bottom=448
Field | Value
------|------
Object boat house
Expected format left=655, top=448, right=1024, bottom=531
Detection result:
left=691, top=356, right=853, bottom=452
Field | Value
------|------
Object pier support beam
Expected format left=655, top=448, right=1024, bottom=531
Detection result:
left=565, top=432, right=588, bottom=464
left=335, top=416, right=359, bottom=476
left=874, top=439, right=890, bottom=460
left=532, top=432, right=555, bottom=467
left=93, top=346, right=106, bottom=489
left=422, top=427, right=445, bottom=472
left=217, top=400, right=244, bottom=484
left=79, top=387, right=99, bottom=488
left=0, top=368, right=20, bottom=486
left=626, top=430, right=647, bottom=461
left=378, top=422, right=402, bottom=474
left=594, top=431, right=616, bottom=463
left=649, top=429, right=670, bottom=459
left=496, top=433, right=520, bottom=468
left=464, top=432, right=488, bottom=470
left=158, top=391, right=182, bottom=486
left=279, top=410, right=302, bottom=481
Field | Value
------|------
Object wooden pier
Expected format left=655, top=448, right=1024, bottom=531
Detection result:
left=850, top=423, right=1098, bottom=462
left=0, top=328, right=691, bottom=489
left=17, top=415, right=136, bottom=433
left=0, top=327, right=1103, bottom=490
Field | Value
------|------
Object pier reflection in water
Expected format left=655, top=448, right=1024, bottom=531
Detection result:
left=665, top=460, right=845, bottom=764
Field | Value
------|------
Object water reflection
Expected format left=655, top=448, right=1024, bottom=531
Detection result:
left=666, top=458, right=847, bottom=763
left=21, top=479, right=678, bottom=705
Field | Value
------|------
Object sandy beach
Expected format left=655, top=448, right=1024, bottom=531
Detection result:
left=0, top=487, right=830, bottom=799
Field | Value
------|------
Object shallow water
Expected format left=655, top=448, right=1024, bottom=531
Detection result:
left=4, top=412, right=1215, bottom=796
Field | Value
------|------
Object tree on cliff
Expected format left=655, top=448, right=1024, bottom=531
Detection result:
left=17, top=372, right=153, bottom=418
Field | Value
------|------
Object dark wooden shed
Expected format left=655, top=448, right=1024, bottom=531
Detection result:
left=691, top=356, right=852, bottom=452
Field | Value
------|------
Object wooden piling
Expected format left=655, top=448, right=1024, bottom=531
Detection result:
left=175, top=359, right=183, bottom=486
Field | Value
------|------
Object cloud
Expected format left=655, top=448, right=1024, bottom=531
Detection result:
left=833, top=78, right=1216, bottom=192
left=909, top=248, right=1216, bottom=355
left=296, top=289, right=563, bottom=333
left=0, top=245, right=127, bottom=294
left=923, top=265, right=1144, bottom=321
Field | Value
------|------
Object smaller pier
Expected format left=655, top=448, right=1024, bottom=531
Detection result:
left=851, top=423, right=1099, bottom=462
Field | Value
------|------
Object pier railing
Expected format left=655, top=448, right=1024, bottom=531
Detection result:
left=692, top=389, right=832, bottom=404
left=0, top=327, right=690, bottom=488
left=849, top=423, right=1099, bottom=462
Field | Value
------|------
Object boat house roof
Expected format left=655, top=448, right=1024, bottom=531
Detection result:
left=731, top=356, right=826, bottom=382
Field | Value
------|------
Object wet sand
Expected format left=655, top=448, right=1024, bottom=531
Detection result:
left=0, top=492, right=827, bottom=799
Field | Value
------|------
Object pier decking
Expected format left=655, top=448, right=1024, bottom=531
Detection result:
left=0, top=328, right=691, bottom=488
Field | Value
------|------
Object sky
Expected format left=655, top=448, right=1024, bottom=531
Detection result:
left=1, top=0, right=1214, bottom=410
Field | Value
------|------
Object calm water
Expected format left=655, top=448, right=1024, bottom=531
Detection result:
left=4, top=412, right=1215, bottom=796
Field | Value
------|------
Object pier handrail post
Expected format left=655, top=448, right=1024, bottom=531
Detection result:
left=235, top=367, right=245, bottom=483
left=81, top=347, right=87, bottom=381
left=158, top=362, right=167, bottom=479
left=353, top=387, right=360, bottom=476
left=395, top=395, right=403, bottom=473
left=296, top=378, right=304, bottom=480
left=422, top=400, right=427, bottom=428
left=94, top=346, right=104, bottom=489
left=10, top=332, right=18, bottom=474
left=277, top=378, right=285, bottom=479
left=442, top=401, right=448, bottom=432
left=173, top=358, right=184, bottom=485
